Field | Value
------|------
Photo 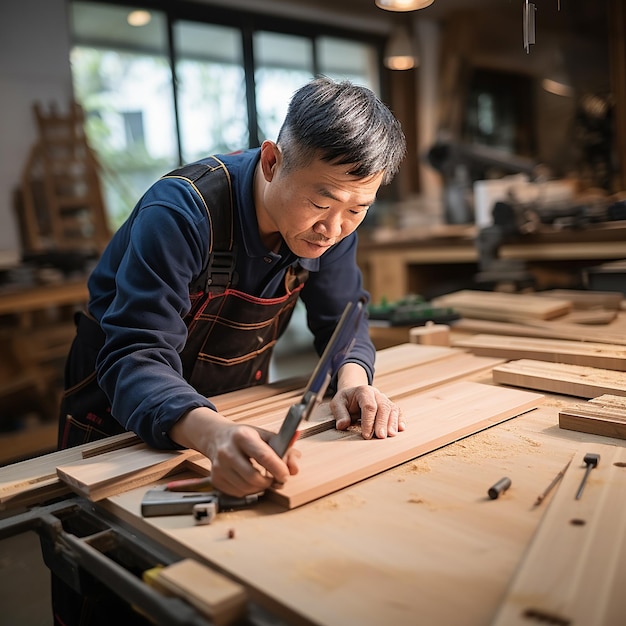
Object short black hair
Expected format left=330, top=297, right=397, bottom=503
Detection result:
left=276, top=76, right=406, bottom=185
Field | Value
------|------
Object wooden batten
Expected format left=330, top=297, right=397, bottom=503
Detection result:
left=492, top=359, right=626, bottom=398
left=454, top=334, right=626, bottom=371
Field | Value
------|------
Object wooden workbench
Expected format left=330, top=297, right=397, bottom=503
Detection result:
left=357, top=223, right=626, bottom=303
left=103, top=370, right=624, bottom=626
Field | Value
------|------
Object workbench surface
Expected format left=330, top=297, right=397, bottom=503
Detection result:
left=104, top=370, right=618, bottom=626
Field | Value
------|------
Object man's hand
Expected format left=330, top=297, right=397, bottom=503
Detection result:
left=331, top=385, right=405, bottom=439
left=169, top=407, right=300, bottom=497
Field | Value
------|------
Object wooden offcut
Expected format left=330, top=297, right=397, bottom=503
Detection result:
left=431, top=290, right=572, bottom=322
left=265, top=381, right=543, bottom=509
left=151, top=559, right=247, bottom=626
left=559, top=394, right=626, bottom=440
left=454, top=334, right=626, bottom=371
left=492, top=444, right=626, bottom=625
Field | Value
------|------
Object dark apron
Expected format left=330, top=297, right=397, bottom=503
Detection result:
left=57, top=158, right=308, bottom=450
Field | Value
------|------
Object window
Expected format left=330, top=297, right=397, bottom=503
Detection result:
left=254, top=32, right=314, bottom=142
left=70, top=1, right=383, bottom=228
left=174, top=21, right=248, bottom=162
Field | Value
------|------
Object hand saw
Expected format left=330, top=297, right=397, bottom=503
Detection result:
left=268, top=298, right=365, bottom=458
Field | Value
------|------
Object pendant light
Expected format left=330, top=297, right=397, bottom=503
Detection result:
left=384, top=25, right=419, bottom=70
left=375, top=0, right=435, bottom=11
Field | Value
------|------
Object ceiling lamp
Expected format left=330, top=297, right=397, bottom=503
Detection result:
left=376, top=0, right=435, bottom=11
left=127, top=10, right=152, bottom=27
left=384, top=26, right=418, bottom=70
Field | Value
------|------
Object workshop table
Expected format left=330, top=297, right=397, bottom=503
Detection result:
left=102, top=370, right=616, bottom=626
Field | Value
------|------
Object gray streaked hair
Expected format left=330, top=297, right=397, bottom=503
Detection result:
left=276, top=76, right=406, bottom=185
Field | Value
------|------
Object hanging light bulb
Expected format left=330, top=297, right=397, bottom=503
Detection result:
left=127, top=10, right=151, bottom=27
left=384, top=26, right=419, bottom=70
left=376, top=0, right=435, bottom=11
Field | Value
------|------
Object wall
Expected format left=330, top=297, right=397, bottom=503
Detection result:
left=0, top=0, right=74, bottom=266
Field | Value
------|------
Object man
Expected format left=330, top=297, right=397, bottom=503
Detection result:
left=58, top=76, right=407, bottom=499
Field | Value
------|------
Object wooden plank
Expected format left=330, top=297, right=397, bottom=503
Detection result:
left=559, top=394, right=626, bottom=440
left=454, top=334, right=626, bottom=371
left=211, top=376, right=306, bottom=413
left=0, top=432, right=138, bottom=510
left=492, top=359, right=626, bottom=398
left=150, top=559, right=247, bottom=626
left=492, top=443, right=626, bottom=626
left=56, top=444, right=201, bottom=501
left=431, top=290, right=572, bottom=322
left=265, top=381, right=543, bottom=509
left=222, top=344, right=463, bottom=423
left=238, top=352, right=505, bottom=440
left=452, top=317, right=626, bottom=345
left=535, top=288, right=623, bottom=310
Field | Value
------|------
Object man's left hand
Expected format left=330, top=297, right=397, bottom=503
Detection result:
left=330, top=385, right=405, bottom=440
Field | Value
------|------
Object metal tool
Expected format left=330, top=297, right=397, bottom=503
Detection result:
left=268, top=298, right=365, bottom=458
left=575, top=453, right=600, bottom=500
left=141, top=487, right=259, bottom=517
left=488, top=476, right=511, bottom=500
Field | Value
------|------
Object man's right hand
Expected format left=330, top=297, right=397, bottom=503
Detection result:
left=169, top=407, right=300, bottom=497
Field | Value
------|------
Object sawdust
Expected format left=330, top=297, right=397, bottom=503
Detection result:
left=396, top=460, right=431, bottom=476
left=406, top=494, right=438, bottom=511
left=429, top=431, right=542, bottom=463
left=310, top=493, right=367, bottom=511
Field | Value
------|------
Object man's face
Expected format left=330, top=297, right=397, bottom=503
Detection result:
left=256, top=141, right=384, bottom=258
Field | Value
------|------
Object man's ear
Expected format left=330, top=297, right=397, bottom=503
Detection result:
left=260, top=140, right=281, bottom=182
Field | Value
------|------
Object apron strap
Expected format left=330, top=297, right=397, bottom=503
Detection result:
left=162, top=156, right=238, bottom=292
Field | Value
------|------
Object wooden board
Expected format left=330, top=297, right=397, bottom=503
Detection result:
left=454, top=334, right=626, bottom=371
left=0, top=432, right=138, bottom=510
left=56, top=444, right=202, bottom=501
left=150, top=559, right=247, bottom=626
left=431, top=290, right=572, bottom=322
left=492, top=359, right=626, bottom=398
left=452, top=317, right=626, bottom=345
left=559, top=394, right=626, bottom=440
left=492, top=443, right=626, bottom=626
left=265, top=381, right=544, bottom=508
left=237, top=352, right=505, bottom=441
left=535, top=288, right=623, bottom=310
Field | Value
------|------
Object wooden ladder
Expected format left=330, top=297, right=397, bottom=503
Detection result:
left=18, top=101, right=111, bottom=255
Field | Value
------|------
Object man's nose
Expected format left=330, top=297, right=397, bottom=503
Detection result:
left=314, top=213, right=342, bottom=239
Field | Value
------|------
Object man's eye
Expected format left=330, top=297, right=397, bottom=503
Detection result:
left=312, top=202, right=330, bottom=209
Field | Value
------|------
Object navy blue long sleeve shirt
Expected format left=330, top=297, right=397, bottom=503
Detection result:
left=87, top=149, right=375, bottom=448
